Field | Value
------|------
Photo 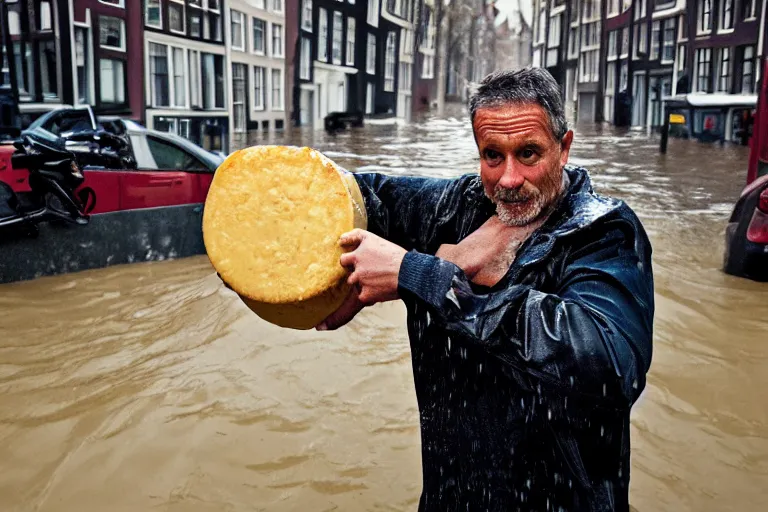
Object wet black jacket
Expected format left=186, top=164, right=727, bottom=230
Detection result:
left=352, top=166, right=654, bottom=512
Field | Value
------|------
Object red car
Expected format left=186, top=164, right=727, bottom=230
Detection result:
left=0, top=107, right=225, bottom=284
left=723, top=59, right=768, bottom=282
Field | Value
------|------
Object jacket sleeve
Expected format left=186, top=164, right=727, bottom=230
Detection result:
left=352, top=172, right=483, bottom=253
left=396, top=214, right=655, bottom=407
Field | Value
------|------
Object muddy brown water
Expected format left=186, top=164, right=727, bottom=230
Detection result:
left=1, top=114, right=767, bottom=511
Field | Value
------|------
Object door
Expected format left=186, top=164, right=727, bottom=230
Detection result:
left=632, top=72, right=647, bottom=127
left=300, top=89, right=314, bottom=126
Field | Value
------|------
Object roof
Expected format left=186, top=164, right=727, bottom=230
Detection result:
left=663, top=93, right=758, bottom=108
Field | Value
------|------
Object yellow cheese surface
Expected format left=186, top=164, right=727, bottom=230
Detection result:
left=203, top=145, right=367, bottom=329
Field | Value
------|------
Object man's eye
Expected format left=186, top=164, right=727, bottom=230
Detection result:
left=519, top=148, right=539, bottom=163
left=484, top=150, right=502, bottom=163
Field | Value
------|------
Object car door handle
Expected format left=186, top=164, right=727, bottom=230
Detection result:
left=147, top=178, right=174, bottom=186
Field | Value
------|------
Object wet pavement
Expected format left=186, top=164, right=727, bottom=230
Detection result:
left=1, top=112, right=767, bottom=511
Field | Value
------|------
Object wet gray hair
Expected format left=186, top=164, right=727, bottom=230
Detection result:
left=468, top=67, right=568, bottom=142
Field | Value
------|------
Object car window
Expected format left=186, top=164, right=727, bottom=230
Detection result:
left=145, top=135, right=208, bottom=171
left=44, top=111, right=94, bottom=136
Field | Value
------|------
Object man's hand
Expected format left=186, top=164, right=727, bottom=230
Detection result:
left=315, top=229, right=407, bottom=331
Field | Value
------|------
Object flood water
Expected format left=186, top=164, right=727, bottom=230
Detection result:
left=1, top=111, right=767, bottom=511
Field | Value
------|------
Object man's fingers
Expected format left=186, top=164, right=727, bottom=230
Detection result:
left=339, top=251, right=356, bottom=268
left=347, top=271, right=360, bottom=286
left=316, top=288, right=365, bottom=331
left=339, top=228, right=366, bottom=247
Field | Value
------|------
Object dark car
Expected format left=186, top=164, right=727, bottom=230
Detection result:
left=723, top=59, right=768, bottom=282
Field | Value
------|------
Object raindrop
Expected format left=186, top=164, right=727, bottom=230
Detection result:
left=632, top=379, right=638, bottom=389
left=569, top=479, right=572, bottom=489
left=537, top=382, right=542, bottom=395
left=548, top=408, right=552, bottom=420
left=478, top=363, right=483, bottom=374
left=603, top=383, right=607, bottom=396
left=426, top=311, right=431, bottom=326
left=440, top=466, right=444, bottom=476
left=618, top=468, right=623, bottom=478
left=547, top=498, right=550, bottom=510
left=600, top=425, right=605, bottom=436
left=564, top=396, right=568, bottom=409
left=447, top=337, right=452, bottom=351
left=526, top=478, right=531, bottom=489
left=569, top=375, right=575, bottom=387
left=451, top=369, right=456, bottom=381
left=463, top=400, right=467, bottom=408
left=520, top=397, right=525, bottom=408
left=637, top=260, right=643, bottom=271
left=433, top=384, right=437, bottom=392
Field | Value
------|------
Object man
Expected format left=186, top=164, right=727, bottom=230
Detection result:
left=317, top=68, right=654, bottom=511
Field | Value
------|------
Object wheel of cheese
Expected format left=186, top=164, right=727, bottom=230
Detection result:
left=202, top=145, right=367, bottom=330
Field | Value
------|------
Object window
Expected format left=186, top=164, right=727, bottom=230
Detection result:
left=146, top=137, right=206, bottom=171
left=607, top=30, right=617, bottom=59
left=368, top=0, right=380, bottom=26
left=302, top=0, right=312, bottom=31
left=100, top=16, right=125, bottom=51
left=384, top=31, right=395, bottom=91
left=169, top=0, right=185, bottom=33
left=99, top=0, right=124, bottom=6
left=608, top=0, right=620, bottom=16
left=579, top=49, right=599, bottom=82
left=366, top=82, right=374, bottom=114
left=568, top=27, right=579, bottom=58
left=75, top=27, right=90, bottom=104
left=741, top=46, right=755, bottom=93
left=399, top=62, right=411, bottom=90
left=548, top=14, right=561, bottom=47
left=537, top=11, right=546, bottom=44
left=633, top=0, right=646, bottom=20
left=233, top=63, right=246, bottom=132
left=717, top=47, right=731, bottom=92
left=650, top=21, right=660, bottom=60
left=332, top=12, right=343, bottom=64
left=346, top=18, right=356, bottom=65
left=100, top=58, right=125, bottom=104
left=300, top=38, right=311, bottom=80
left=231, top=10, right=245, bottom=50
left=149, top=43, right=169, bottom=106
left=422, top=54, right=434, bottom=78
left=39, top=1, right=52, bottom=30
left=201, top=53, right=225, bottom=109
left=742, top=0, right=756, bottom=19
left=253, top=66, right=265, bottom=109
left=319, top=9, right=328, bottom=61
left=253, top=18, right=266, bottom=54
left=146, top=0, right=161, bottom=28
left=252, top=0, right=266, bottom=8
left=366, top=33, right=376, bottom=74
left=173, top=47, right=185, bottom=107
left=633, top=22, right=647, bottom=59
left=272, top=0, right=284, bottom=12
left=189, top=50, right=200, bottom=107
left=272, top=69, right=283, bottom=110
left=272, top=24, right=283, bottom=57
left=695, top=47, right=712, bottom=92
left=620, top=27, right=629, bottom=57
left=677, top=44, right=686, bottom=72
left=662, top=20, right=675, bottom=63
left=190, top=11, right=201, bottom=37
left=697, top=0, right=712, bottom=33
left=720, top=0, right=734, bottom=30
left=678, top=14, right=688, bottom=40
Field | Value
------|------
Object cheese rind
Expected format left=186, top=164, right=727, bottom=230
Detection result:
left=202, top=145, right=367, bottom=329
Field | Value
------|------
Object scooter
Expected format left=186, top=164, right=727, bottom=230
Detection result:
left=0, top=132, right=89, bottom=238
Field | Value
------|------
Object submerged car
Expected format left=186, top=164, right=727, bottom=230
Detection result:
left=723, top=60, right=768, bottom=282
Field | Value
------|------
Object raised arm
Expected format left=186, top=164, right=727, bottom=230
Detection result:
left=396, top=211, right=654, bottom=407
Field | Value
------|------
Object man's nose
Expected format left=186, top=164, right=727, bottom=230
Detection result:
left=497, top=158, right=525, bottom=189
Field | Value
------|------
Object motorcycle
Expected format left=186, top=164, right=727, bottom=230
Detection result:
left=0, top=132, right=89, bottom=238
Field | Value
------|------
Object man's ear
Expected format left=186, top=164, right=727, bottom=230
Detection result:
left=559, top=130, right=574, bottom=167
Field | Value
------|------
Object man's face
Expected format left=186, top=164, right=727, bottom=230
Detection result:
left=474, top=103, right=573, bottom=227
